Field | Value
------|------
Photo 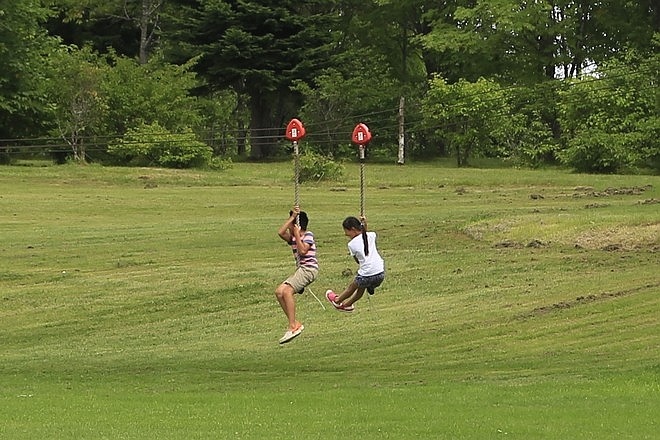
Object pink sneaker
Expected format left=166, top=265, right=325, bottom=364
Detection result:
left=331, top=301, right=354, bottom=312
left=326, top=290, right=354, bottom=312
left=325, top=290, right=338, bottom=303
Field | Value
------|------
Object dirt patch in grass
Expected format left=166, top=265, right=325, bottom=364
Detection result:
left=463, top=220, right=518, bottom=241
left=466, top=220, right=659, bottom=251
left=463, top=185, right=657, bottom=249
left=572, top=185, right=653, bottom=198
left=519, top=282, right=660, bottom=319
left=574, top=223, right=660, bottom=251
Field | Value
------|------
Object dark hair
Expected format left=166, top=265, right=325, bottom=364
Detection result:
left=342, top=216, right=362, bottom=230
left=290, top=210, right=309, bottom=229
left=342, top=216, right=369, bottom=256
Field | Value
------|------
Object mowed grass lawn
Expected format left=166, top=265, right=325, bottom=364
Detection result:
left=1, top=161, right=658, bottom=439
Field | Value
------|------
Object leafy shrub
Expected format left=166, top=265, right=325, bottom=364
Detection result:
left=423, top=76, right=509, bottom=166
left=207, top=156, right=233, bottom=171
left=101, top=53, right=203, bottom=135
left=558, top=130, right=639, bottom=173
left=496, top=115, right=558, bottom=168
left=557, top=49, right=658, bottom=174
left=297, top=152, right=344, bottom=182
left=0, top=152, right=12, bottom=165
left=108, top=123, right=212, bottom=168
left=636, top=115, right=660, bottom=173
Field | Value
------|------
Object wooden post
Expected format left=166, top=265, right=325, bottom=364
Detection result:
left=397, top=96, right=405, bottom=165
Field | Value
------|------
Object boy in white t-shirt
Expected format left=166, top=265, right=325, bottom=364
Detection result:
left=325, top=216, right=385, bottom=312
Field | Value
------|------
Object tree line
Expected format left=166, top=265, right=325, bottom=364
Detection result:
left=0, top=0, right=657, bottom=173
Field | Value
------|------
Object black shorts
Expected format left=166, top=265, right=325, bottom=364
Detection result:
left=355, top=271, right=385, bottom=294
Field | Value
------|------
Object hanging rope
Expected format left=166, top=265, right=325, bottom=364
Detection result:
left=293, top=141, right=300, bottom=226
left=286, top=119, right=305, bottom=224
left=358, top=145, right=369, bottom=256
left=284, top=119, right=325, bottom=309
left=359, top=145, right=365, bottom=218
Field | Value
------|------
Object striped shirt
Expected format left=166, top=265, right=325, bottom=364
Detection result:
left=291, top=231, right=318, bottom=269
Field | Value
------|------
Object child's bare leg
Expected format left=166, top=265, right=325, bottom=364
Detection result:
left=343, top=287, right=365, bottom=306
left=336, top=280, right=358, bottom=303
left=275, top=283, right=299, bottom=330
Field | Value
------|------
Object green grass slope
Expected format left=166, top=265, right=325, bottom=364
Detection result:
left=1, top=162, right=658, bottom=439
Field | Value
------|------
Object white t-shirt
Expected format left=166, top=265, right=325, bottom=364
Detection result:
left=347, top=231, right=384, bottom=276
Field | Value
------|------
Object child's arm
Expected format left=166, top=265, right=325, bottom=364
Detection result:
left=277, top=209, right=298, bottom=242
left=291, top=226, right=311, bottom=255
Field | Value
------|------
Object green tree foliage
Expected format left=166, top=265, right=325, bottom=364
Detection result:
left=0, top=0, right=57, bottom=138
left=292, top=50, right=398, bottom=158
left=49, top=0, right=164, bottom=63
left=324, top=0, right=429, bottom=160
left=423, top=0, right=554, bottom=82
left=499, top=83, right=560, bottom=167
left=338, top=0, right=428, bottom=88
left=422, top=76, right=510, bottom=167
left=162, top=0, right=339, bottom=159
left=40, top=44, right=229, bottom=164
left=195, top=90, right=242, bottom=157
left=101, top=52, right=203, bottom=135
left=43, top=46, right=108, bottom=162
left=108, top=122, right=213, bottom=168
left=422, top=0, right=659, bottom=83
left=100, top=51, right=238, bottom=160
left=2, top=0, right=657, bottom=174
left=557, top=45, right=660, bottom=173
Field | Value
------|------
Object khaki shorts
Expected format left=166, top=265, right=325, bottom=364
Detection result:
left=284, top=266, right=319, bottom=293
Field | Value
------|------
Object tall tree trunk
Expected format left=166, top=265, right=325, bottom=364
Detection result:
left=248, top=94, right=277, bottom=160
left=135, top=0, right=162, bottom=65
left=138, top=4, right=149, bottom=65
left=236, top=122, right=247, bottom=157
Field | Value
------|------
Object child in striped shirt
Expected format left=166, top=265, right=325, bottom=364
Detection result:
left=275, top=206, right=319, bottom=344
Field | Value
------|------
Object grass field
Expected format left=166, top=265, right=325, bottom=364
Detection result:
left=1, top=161, right=658, bottom=439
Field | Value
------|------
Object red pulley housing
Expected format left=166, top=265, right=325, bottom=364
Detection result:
left=351, top=123, right=372, bottom=146
left=285, top=118, right=306, bottom=142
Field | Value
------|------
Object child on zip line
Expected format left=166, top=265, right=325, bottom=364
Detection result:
left=326, top=215, right=385, bottom=312
left=275, top=205, right=319, bottom=344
